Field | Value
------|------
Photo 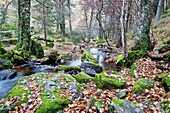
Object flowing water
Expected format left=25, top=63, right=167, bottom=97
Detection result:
left=0, top=48, right=117, bottom=99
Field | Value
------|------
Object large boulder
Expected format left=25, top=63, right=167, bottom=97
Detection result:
left=94, top=71, right=126, bottom=89
left=0, top=69, right=17, bottom=80
left=0, top=73, right=80, bottom=112
left=133, top=78, right=154, bottom=94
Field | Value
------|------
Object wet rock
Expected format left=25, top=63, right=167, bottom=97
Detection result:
left=0, top=69, right=17, bottom=80
left=71, top=83, right=84, bottom=100
left=116, top=89, right=128, bottom=99
left=108, top=100, right=144, bottom=113
left=80, top=62, right=103, bottom=73
left=84, top=68, right=96, bottom=77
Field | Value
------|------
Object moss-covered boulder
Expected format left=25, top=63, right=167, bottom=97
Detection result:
left=80, top=62, right=103, bottom=73
left=12, top=49, right=31, bottom=59
left=133, top=78, right=154, bottom=94
left=0, top=58, right=13, bottom=69
left=81, top=50, right=98, bottom=63
left=74, top=72, right=94, bottom=83
left=94, top=71, right=126, bottom=89
left=58, top=65, right=81, bottom=72
left=0, top=73, right=80, bottom=112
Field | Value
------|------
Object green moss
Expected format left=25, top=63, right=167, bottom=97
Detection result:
left=0, top=58, right=13, bottom=68
left=0, top=53, right=11, bottom=59
left=130, top=64, right=135, bottom=77
left=133, top=78, right=154, bottom=94
left=58, top=65, right=81, bottom=72
left=14, top=97, right=28, bottom=107
left=47, top=42, right=54, bottom=48
left=96, top=39, right=105, bottom=44
left=110, top=99, right=123, bottom=106
left=65, top=74, right=77, bottom=82
left=35, top=95, right=70, bottom=113
left=9, top=38, right=18, bottom=43
left=8, top=85, right=30, bottom=98
left=161, top=100, right=170, bottom=113
left=125, top=49, right=148, bottom=67
left=0, top=47, right=7, bottom=54
left=74, top=72, right=94, bottom=83
left=116, top=54, right=123, bottom=64
left=32, top=40, right=44, bottom=58
left=94, top=71, right=126, bottom=89
left=162, top=72, right=170, bottom=87
left=13, top=54, right=25, bottom=64
left=163, top=52, right=170, bottom=63
left=29, top=55, right=37, bottom=58
left=81, top=50, right=98, bottom=63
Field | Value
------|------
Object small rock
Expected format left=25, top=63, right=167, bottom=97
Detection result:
left=116, top=89, right=128, bottom=99
left=85, top=68, right=96, bottom=77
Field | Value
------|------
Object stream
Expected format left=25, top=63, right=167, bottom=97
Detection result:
left=0, top=48, right=117, bottom=99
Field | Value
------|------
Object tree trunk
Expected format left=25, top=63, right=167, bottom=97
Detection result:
left=89, top=8, right=94, bottom=38
left=135, top=0, right=157, bottom=51
left=18, top=0, right=31, bottom=51
left=67, top=0, right=72, bottom=35
left=60, top=0, right=66, bottom=36
left=42, top=0, right=47, bottom=46
left=120, top=0, right=127, bottom=58
left=84, top=8, right=89, bottom=38
left=155, top=0, right=163, bottom=22
left=55, top=2, right=60, bottom=32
